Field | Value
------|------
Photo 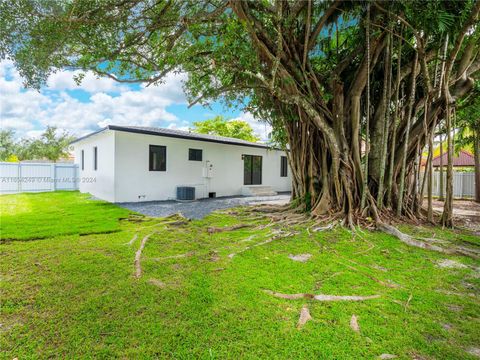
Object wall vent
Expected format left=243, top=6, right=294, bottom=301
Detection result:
left=176, top=186, right=195, bottom=201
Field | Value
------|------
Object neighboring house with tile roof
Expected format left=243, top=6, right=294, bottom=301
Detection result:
left=431, top=150, right=475, bottom=168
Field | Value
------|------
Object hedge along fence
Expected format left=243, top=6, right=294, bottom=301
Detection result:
left=0, top=162, right=79, bottom=194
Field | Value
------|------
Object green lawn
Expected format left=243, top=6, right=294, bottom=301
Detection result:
left=0, top=191, right=131, bottom=240
left=1, top=192, right=479, bottom=359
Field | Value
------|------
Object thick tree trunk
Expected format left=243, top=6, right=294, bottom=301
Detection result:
left=427, top=115, right=436, bottom=222
left=374, top=33, right=392, bottom=208
left=386, top=32, right=403, bottom=208
left=427, top=143, right=434, bottom=221
left=442, top=104, right=454, bottom=227
left=439, top=133, right=444, bottom=201
left=397, top=53, right=418, bottom=216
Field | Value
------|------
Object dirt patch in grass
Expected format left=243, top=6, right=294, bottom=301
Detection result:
left=288, top=253, right=312, bottom=262
left=437, top=259, right=468, bottom=269
left=432, top=200, right=480, bottom=232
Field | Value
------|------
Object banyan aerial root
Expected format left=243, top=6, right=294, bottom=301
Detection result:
left=134, top=233, right=155, bottom=279
left=264, top=290, right=380, bottom=302
left=376, top=222, right=480, bottom=259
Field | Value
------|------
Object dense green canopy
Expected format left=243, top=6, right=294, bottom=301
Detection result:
left=192, top=116, right=260, bottom=142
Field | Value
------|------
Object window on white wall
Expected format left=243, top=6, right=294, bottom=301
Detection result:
left=93, top=146, right=98, bottom=171
left=188, top=148, right=203, bottom=161
left=149, top=145, right=166, bottom=171
left=280, top=156, right=288, bottom=177
left=81, top=150, right=84, bottom=170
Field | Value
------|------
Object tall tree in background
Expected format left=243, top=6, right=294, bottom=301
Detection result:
left=0, top=127, right=73, bottom=162
left=0, top=130, right=17, bottom=161
left=192, top=116, right=260, bottom=142
left=33, top=126, right=74, bottom=162
left=1, top=0, right=479, bottom=229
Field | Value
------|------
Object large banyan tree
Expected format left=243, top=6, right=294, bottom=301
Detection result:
left=1, top=0, right=479, bottom=228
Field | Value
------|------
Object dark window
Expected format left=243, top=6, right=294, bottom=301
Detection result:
left=81, top=150, right=84, bottom=170
left=93, top=147, right=97, bottom=171
left=149, top=145, right=166, bottom=171
left=280, top=156, right=288, bottom=177
left=243, top=155, right=262, bottom=185
left=188, top=148, right=203, bottom=161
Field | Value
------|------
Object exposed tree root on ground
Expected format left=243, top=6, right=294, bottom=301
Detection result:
left=209, top=267, right=226, bottom=272
left=125, top=233, right=138, bottom=246
left=264, top=290, right=380, bottom=301
left=156, top=213, right=190, bottom=227
left=311, top=223, right=337, bottom=232
left=148, top=278, right=166, bottom=288
left=436, top=289, right=478, bottom=298
left=238, top=235, right=257, bottom=243
left=334, top=259, right=400, bottom=289
left=164, top=220, right=190, bottom=227
left=163, top=212, right=187, bottom=220
left=239, top=205, right=480, bottom=261
left=377, top=222, right=480, bottom=259
left=207, top=224, right=252, bottom=234
left=350, top=314, right=360, bottom=332
left=121, top=214, right=147, bottom=223
left=251, top=204, right=292, bottom=213
left=134, top=233, right=154, bottom=279
left=297, top=305, right=312, bottom=329
left=151, top=251, right=195, bottom=261
left=228, top=230, right=298, bottom=258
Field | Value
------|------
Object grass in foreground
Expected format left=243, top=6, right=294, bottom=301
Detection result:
left=0, top=191, right=131, bottom=240
left=1, top=192, right=479, bottom=359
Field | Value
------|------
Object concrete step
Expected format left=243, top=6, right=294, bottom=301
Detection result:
left=242, top=186, right=278, bottom=197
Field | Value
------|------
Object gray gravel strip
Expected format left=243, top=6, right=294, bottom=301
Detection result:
left=118, top=193, right=290, bottom=219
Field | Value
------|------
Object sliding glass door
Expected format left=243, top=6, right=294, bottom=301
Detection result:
left=243, top=155, right=262, bottom=185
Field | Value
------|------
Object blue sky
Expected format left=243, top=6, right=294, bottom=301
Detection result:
left=0, top=60, right=271, bottom=140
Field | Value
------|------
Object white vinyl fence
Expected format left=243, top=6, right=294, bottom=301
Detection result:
left=0, top=162, right=79, bottom=194
left=422, top=171, right=476, bottom=199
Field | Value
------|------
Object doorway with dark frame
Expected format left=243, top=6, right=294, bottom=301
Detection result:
left=243, top=155, right=262, bottom=185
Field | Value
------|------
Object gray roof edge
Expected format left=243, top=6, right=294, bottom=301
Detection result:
left=70, top=126, right=109, bottom=144
left=71, top=125, right=283, bottom=151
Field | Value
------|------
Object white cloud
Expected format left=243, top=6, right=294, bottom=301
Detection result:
left=0, top=61, right=266, bottom=143
left=0, top=61, right=187, bottom=138
left=232, top=111, right=272, bottom=141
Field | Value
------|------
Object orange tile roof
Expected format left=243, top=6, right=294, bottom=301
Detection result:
left=431, top=150, right=475, bottom=167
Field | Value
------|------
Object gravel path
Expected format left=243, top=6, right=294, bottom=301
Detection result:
left=118, top=193, right=290, bottom=219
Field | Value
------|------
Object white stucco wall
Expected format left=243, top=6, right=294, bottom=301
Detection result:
left=72, top=130, right=116, bottom=202
left=73, top=129, right=291, bottom=203
left=113, top=130, right=291, bottom=202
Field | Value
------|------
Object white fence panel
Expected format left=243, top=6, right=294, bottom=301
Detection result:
left=0, top=162, right=79, bottom=194
left=460, top=172, right=475, bottom=198
left=423, top=171, right=475, bottom=199
left=20, top=163, right=52, bottom=192
left=0, top=163, right=18, bottom=193
left=55, top=164, right=79, bottom=190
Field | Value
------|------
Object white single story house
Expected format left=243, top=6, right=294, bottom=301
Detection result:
left=71, top=125, right=291, bottom=203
